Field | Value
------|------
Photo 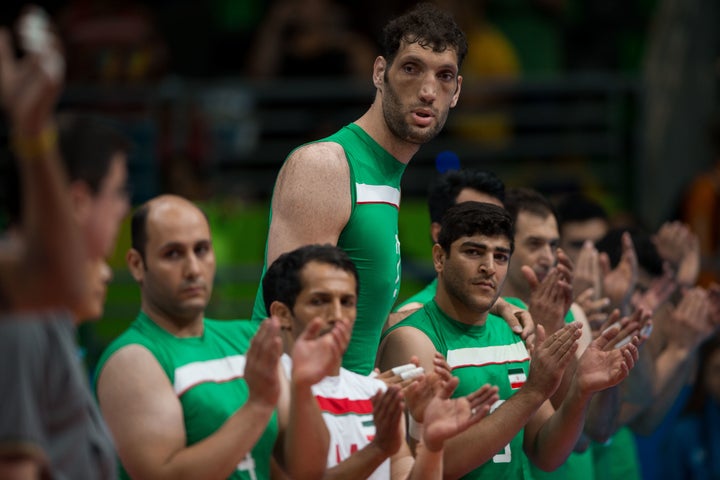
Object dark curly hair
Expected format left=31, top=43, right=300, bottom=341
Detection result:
left=381, top=2, right=467, bottom=69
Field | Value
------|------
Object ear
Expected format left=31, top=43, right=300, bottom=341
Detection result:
left=126, top=249, right=146, bottom=283
left=430, top=222, right=442, bottom=244
left=373, top=56, right=386, bottom=90
left=432, top=243, right=446, bottom=275
left=68, top=180, right=93, bottom=224
left=269, top=301, right=293, bottom=332
left=450, top=75, right=462, bottom=108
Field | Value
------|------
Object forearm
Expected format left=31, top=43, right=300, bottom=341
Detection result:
left=13, top=125, right=86, bottom=309
left=284, top=382, right=329, bottom=480
left=322, top=442, right=388, bottom=480
left=583, top=385, right=621, bottom=442
left=530, top=383, right=591, bottom=472
left=146, top=401, right=274, bottom=480
left=629, top=347, right=695, bottom=435
left=408, top=443, right=443, bottom=480
left=443, top=388, right=545, bottom=479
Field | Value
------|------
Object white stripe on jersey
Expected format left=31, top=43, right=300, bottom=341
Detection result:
left=447, top=341, right=529, bottom=369
left=355, top=183, right=400, bottom=208
left=173, top=355, right=247, bottom=396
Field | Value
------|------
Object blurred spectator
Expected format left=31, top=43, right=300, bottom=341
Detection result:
left=680, top=114, right=720, bottom=287
left=56, top=0, right=167, bottom=83
left=245, top=0, right=376, bottom=79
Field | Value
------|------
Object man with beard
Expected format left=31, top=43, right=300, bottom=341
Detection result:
left=251, top=3, right=526, bottom=375
left=378, top=202, right=641, bottom=479
left=250, top=2, right=467, bottom=375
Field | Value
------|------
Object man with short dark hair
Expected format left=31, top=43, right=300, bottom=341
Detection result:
left=379, top=201, right=640, bottom=479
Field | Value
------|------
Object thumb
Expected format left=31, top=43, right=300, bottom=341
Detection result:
left=299, top=317, right=323, bottom=340
left=522, top=266, right=540, bottom=291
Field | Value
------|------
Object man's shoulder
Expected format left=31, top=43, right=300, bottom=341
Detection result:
left=286, top=141, right=348, bottom=170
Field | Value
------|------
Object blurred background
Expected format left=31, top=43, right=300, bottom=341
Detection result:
left=1, top=0, right=718, bottom=369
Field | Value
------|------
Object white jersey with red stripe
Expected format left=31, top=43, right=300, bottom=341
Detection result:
left=281, top=354, right=389, bottom=479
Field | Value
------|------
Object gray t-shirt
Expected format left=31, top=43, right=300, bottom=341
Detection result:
left=0, top=311, right=116, bottom=479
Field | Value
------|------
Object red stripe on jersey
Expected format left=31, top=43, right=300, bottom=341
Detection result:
left=316, top=396, right=374, bottom=415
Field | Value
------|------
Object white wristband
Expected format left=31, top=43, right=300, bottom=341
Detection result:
left=408, top=416, right=424, bottom=441
left=400, top=367, right=424, bottom=380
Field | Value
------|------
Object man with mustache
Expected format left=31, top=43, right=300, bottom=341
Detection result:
left=378, top=201, right=641, bottom=479
left=250, top=3, right=528, bottom=375
left=95, top=195, right=344, bottom=480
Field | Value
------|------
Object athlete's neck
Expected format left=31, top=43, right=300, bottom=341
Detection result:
left=354, top=107, right=420, bottom=165
left=141, top=301, right=205, bottom=337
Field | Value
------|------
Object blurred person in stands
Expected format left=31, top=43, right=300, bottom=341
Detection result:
left=680, top=114, right=720, bottom=287
left=0, top=6, right=131, bottom=478
left=246, top=0, right=376, bottom=79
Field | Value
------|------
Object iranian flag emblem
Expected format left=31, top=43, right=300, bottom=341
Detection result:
left=508, top=367, right=527, bottom=390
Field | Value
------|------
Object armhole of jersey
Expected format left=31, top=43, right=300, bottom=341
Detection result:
left=343, top=144, right=357, bottom=217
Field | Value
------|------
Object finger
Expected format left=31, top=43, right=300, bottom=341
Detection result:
left=522, top=265, right=540, bottom=291
left=517, top=311, right=535, bottom=340
left=436, top=376, right=460, bottom=400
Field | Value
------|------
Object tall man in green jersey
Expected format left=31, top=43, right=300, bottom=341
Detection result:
left=378, top=202, right=642, bottom=479
left=96, top=195, right=348, bottom=480
left=251, top=3, right=526, bottom=375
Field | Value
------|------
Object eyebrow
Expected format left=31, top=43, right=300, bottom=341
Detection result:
left=399, top=54, right=458, bottom=73
left=460, top=241, right=511, bottom=254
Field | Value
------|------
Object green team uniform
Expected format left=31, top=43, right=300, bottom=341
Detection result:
left=95, top=312, right=278, bottom=480
left=503, top=297, right=596, bottom=480
left=393, top=278, right=437, bottom=312
left=383, top=300, right=533, bottom=479
left=252, top=123, right=406, bottom=375
left=591, top=427, right=641, bottom=480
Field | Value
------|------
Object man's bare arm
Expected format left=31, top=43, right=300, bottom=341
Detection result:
left=266, top=143, right=352, bottom=266
left=97, top=320, right=282, bottom=480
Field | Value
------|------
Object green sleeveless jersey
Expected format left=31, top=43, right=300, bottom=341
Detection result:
left=503, top=297, right=596, bottom=480
left=95, top=312, right=277, bottom=480
left=252, top=123, right=406, bottom=375
left=383, top=300, right=533, bottom=479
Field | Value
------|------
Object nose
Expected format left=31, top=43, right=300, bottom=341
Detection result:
left=184, top=253, right=201, bottom=278
left=539, top=245, right=555, bottom=265
left=479, top=255, right=495, bottom=276
left=419, top=73, right=437, bottom=104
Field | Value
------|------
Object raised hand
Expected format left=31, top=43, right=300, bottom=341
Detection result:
left=369, top=386, right=405, bottom=457
left=245, top=317, right=283, bottom=407
left=525, top=264, right=573, bottom=335
left=0, top=6, right=63, bottom=135
left=576, top=287, right=611, bottom=334
left=491, top=297, right=535, bottom=340
left=573, top=241, right=602, bottom=300
left=653, top=221, right=701, bottom=286
left=290, top=316, right=350, bottom=387
left=525, top=323, right=582, bottom=399
left=421, top=377, right=500, bottom=452
left=662, top=287, right=716, bottom=352
left=631, top=268, right=677, bottom=313
left=600, top=232, right=638, bottom=311
left=575, top=320, right=641, bottom=395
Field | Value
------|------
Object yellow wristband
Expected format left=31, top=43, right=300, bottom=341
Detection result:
left=11, top=126, right=58, bottom=161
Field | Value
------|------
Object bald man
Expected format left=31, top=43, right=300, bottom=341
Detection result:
left=95, top=195, right=346, bottom=480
